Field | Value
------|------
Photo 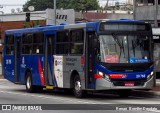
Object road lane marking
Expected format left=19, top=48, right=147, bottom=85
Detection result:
left=0, top=90, right=160, bottom=112
left=0, top=90, right=110, bottom=104
left=148, top=110, right=160, bottom=113
left=0, top=79, right=8, bottom=81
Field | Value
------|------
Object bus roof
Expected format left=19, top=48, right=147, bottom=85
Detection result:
left=106, top=19, right=144, bottom=23
left=5, top=19, right=147, bottom=35
left=5, top=22, right=99, bottom=35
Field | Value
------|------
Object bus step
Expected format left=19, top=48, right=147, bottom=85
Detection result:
left=15, top=82, right=20, bottom=84
left=46, top=86, right=54, bottom=90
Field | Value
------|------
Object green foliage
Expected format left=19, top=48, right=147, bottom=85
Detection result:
left=23, top=20, right=42, bottom=28
left=23, top=0, right=100, bottom=12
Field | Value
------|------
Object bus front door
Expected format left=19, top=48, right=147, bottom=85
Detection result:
left=86, top=32, right=96, bottom=89
left=14, top=36, right=21, bottom=83
left=44, top=34, right=55, bottom=86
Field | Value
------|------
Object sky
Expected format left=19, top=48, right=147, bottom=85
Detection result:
left=0, top=0, right=27, bottom=13
left=0, top=0, right=126, bottom=14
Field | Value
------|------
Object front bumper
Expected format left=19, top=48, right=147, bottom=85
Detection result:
left=95, top=76, right=154, bottom=90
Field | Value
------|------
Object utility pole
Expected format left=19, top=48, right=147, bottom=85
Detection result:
left=133, top=0, right=136, bottom=20
left=54, top=0, right=56, bottom=25
left=155, top=0, right=158, bottom=27
left=104, top=0, right=109, bottom=10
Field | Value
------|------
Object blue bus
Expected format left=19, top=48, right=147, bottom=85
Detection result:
left=3, top=19, right=154, bottom=98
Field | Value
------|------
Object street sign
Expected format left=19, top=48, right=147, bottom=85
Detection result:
left=46, top=9, right=75, bottom=25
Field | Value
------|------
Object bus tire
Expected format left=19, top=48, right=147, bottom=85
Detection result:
left=117, top=90, right=131, bottom=97
left=73, top=75, right=86, bottom=98
left=25, top=72, right=36, bottom=93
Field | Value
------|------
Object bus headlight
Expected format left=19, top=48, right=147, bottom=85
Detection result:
left=151, top=71, right=154, bottom=76
left=98, top=71, right=110, bottom=80
left=147, top=71, right=154, bottom=79
left=98, top=71, right=103, bottom=76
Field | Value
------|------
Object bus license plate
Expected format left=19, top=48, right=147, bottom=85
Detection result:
left=124, top=82, right=134, bottom=86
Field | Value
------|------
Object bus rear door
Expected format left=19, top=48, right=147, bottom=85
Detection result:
left=44, top=32, right=55, bottom=86
left=14, top=34, right=21, bottom=83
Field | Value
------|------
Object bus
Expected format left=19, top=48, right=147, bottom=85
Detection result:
left=3, top=19, right=154, bottom=98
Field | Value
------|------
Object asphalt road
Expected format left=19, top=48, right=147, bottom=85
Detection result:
left=0, top=79, right=160, bottom=113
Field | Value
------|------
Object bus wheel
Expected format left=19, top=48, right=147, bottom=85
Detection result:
left=26, top=72, right=36, bottom=93
left=73, top=75, right=86, bottom=98
left=117, top=90, right=131, bottom=97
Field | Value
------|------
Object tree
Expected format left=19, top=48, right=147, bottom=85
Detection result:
left=23, top=20, right=45, bottom=28
left=23, top=0, right=100, bottom=12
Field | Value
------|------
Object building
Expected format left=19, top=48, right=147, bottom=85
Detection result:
left=134, top=0, right=160, bottom=27
left=127, top=0, right=133, bottom=5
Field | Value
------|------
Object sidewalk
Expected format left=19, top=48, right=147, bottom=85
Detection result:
left=0, top=75, right=3, bottom=79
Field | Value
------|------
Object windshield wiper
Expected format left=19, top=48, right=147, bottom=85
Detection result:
left=132, top=40, right=136, bottom=57
left=112, top=33, right=125, bottom=58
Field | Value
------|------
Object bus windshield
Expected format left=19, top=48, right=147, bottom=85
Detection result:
left=99, top=34, right=151, bottom=63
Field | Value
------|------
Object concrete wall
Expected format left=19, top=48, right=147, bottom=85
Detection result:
left=76, top=12, right=133, bottom=21
left=135, top=5, right=160, bottom=21
left=0, top=11, right=46, bottom=22
left=135, top=6, right=155, bottom=20
left=107, top=13, right=133, bottom=20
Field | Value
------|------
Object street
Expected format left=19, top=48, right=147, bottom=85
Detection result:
left=0, top=79, right=160, bottom=113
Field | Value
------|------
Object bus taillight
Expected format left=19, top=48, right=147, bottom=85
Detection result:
left=81, top=56, right=85, bottom=66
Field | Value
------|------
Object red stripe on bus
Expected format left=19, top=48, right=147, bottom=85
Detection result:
left=94, top=74, right=103, bottom=79
left=109, top=74, right=123, bottom=79
left=38, top=58, right=45, bottom=86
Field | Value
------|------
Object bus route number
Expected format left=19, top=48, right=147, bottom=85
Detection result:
left=136, top=74, right=146, bottom=79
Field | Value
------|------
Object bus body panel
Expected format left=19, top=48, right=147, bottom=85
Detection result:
left=4, top=56, right=15, bottom=83
left=95, top=63, right=154, bottom=90
left=53, top=55, right=85, bottom=89
left=95, top=63, right=154, bottom=80
left=20, top=56, right=45, bottom=86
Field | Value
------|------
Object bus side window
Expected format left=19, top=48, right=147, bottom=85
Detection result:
left=70, top=29, right=84, bottom=55
left=56, top=31, right=69, bottom=54
left=5, top=35, right=14, bottom=55
left=22, top=34, right=33, bottom=55
left=32, top=33, right=44, bottom=54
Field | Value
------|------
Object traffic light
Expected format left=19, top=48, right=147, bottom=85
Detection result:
left=26, top=12, right=30, bottom=22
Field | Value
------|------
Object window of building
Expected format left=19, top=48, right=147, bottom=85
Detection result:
left=6, top=35, right=14, bottom=55
left=148, top=0, right=154, bottom=5
left=137, top=0, right=154, bottom=6
left=32, top=33, right=44, bottom=54
left=56, top=31, right=69, bottom=54
left=70, top=29, right=84, bottom=54
left=137, top=0, right=143, bottom=6
left=22, top=34, right=33, bottom=54
left=158, top=0, right=160, bottom=5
